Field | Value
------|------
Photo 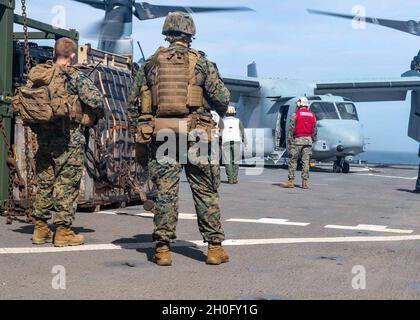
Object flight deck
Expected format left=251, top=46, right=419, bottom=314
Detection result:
left=0, top=164, right=419, bottom=300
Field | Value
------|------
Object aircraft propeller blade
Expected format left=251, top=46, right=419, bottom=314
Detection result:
left=80, top=19, right=106, bottom=39
left=72, top=0, right=106, bottom=10
left=82, top=5, right=133, bottom=40
left=308, top=9, right=420, bottom=37
left=133, top=2, right=254, bottom=21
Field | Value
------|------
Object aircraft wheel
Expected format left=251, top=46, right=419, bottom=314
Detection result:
left=342, top=162, right=350, bottom=174
left=333, top=162, right=342, bottom=173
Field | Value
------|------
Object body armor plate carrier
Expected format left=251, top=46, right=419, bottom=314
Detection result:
left=151, top=48, right=203, bottom=116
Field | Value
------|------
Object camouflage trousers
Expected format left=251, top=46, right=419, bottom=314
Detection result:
left=222, top=142, right=241, bottom=182
left=416, top=163, right=420, bottom=191
left=32, top=140, right=84, bottom=227
left=150, top=141, right=225, bottom=245
left=288, top=144, right=313, bottom=180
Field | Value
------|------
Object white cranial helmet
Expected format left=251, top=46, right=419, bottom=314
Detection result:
left=297, top=96, right=309, bottom=107
left=227, top=106, right=237, bottom=114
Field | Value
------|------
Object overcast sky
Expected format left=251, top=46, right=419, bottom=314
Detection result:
left=15, top=0, right=420, bottom=152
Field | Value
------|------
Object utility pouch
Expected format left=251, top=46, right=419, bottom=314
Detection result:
left=136, top=115, right=155, bottom=144
left=140, top=86, right=153, bottom=114
left=189, top=114, right=215, bottom=143
left=12, top=86, right=54, bottom=124
left=154, top=117, right=189, bottom=137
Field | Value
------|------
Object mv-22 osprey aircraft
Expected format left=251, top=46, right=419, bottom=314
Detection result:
left=74, top=1, right=420, bottom=174
left=225, top=8, right=420, bottom=173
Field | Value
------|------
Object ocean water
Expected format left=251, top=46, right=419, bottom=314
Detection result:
left=354, top=150, right=419, bottom=165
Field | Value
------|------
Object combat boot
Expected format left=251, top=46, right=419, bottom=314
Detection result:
left=53, top=226, right=85, bottom=247
left=302, top=179, right=309, bottom=189
left=206, top=243, right=229, bottom=265
left=281, top=178, right=295, bottom=188
left=153, top=243, right=172, bottom=266
left=32, top=219, right=53, bottom=245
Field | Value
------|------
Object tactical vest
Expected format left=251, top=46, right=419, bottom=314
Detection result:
left=12, top=61, right=93, bottom=125
left=150, top=47, right=204, bottom=116
left=293, top=108, right=316, bottom=138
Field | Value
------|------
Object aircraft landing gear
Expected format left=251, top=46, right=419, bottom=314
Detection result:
left=342, top=162, right=350, bottom=174
left=333, top=156, right=350, bottom=174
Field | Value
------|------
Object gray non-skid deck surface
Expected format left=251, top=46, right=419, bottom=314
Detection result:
left=1, top=165, right=419, bottom=299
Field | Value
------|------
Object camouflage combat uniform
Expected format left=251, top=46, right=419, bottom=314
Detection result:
left=128, top=43, right=230, bottom=245
left=31, top=64, right=104, bottom=226
left=287, top=111, right=318, bottom=180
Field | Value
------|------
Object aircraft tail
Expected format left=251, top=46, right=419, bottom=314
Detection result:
left=247, top=61, right=258, bottom=78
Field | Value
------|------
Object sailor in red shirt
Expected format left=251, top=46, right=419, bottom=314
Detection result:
left=282, top=97, right=317, bottom=189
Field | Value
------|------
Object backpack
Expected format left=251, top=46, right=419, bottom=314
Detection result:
left=12, top=61, right=87, bottom=125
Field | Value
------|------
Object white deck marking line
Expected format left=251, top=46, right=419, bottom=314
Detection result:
left=226, top=218, right=310, bottom=226
left=356, top=173, right=417, bottom=180
left=324, top=224, right=413, bottom=234
left=97, top=211, right=197, bottom=220
left=4, top=235, right=420, bottom=254
left=249, top=180, right=329, bottom=186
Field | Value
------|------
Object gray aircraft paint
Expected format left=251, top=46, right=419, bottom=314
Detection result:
left=227, top=75, right=365, bottom=162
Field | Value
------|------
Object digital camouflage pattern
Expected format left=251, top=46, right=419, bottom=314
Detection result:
left=128, top=42, right=230, bottom=245
left=150, top=142, right=224, bottom=244
left=222, top=142, right=241, bottom=183
left=32, top=135, right=83, bottom=226
left=32, top=64, right=104, bottom=226
left=162, top=11, right=196, bottom=36
left=288, top=145, right=313, bottom=180
left=287, top=109, right=317, bottom=180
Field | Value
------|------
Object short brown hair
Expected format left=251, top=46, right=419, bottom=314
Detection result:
left=54, top=37, right=77, bottom=59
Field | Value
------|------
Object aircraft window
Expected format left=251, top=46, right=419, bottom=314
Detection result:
left=309, top=102, right=339, bottom=120
left=337, top=103, right=359, bottom=120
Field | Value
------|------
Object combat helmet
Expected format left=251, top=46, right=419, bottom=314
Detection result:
left=162, top=11, right=196, bottom=36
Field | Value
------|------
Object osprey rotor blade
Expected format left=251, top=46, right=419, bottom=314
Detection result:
left=99, top=5, right=133, bottom=40
left=308, top=9, right=420, bottom=37
left=72, top=0, right=106, bottom=10
left=134, top=2, right=254, bottom=21
left=82, top=6, right=132, bottom=40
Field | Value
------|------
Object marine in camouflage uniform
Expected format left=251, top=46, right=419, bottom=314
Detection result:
left=283, top=97, right=317, bottom=189
left=128, top=12, right=230, bottom=266
left=31, top=38, right=104, bottom=246
left=32, top=68, right=103, bottom=225
left=221, top=106, right=247, bottom=184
